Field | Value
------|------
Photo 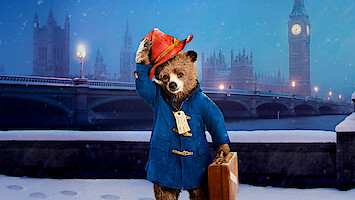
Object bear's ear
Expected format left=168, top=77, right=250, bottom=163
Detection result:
left=186, top=50, right=197, bottom=62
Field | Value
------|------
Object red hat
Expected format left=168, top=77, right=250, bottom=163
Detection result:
left=142, top=28, right=193, bottom=80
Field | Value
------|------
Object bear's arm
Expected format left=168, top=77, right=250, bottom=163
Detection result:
left=135, top=64, right=158, bottom=107
left=203, top=97, right=230, bottom=148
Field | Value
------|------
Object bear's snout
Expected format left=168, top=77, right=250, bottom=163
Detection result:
left=169, top=82, right=178, bottom=91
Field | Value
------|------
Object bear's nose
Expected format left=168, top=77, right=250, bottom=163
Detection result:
left=169, top=82, right=177, bottom=91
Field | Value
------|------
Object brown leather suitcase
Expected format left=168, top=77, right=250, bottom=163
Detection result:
left=208, top=152, right=239, bottom=200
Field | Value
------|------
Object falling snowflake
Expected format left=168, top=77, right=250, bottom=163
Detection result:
left=0, top=40, right=2, bottom=46
left=82, top=13, right=87, bottom=17
left=73, top=32, right=77, bottom=36
left=276, top=43, right=280, bottom=47
left=37, top=0, right=43, bottom=5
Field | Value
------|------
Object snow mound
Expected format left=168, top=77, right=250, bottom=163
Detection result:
left=0, top=130, right=336, bottom=143
left=335, top=113, right=355, bottom=132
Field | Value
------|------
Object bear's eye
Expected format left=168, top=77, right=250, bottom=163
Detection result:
left=177, top=72, right=184, bottom=78
left=163, top=75, right=169, bottom=80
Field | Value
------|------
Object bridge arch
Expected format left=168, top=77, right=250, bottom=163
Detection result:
left=89, top=97, right=153, bottom=124
left=0, top=95, right=72, bottom=128
left=213, top=99, right=250, bottom=118
left=294, top=104, right=315, bottom=116
left=319, top=105, right=333, bottom=115
left=256, top=102, right=290, bottom=118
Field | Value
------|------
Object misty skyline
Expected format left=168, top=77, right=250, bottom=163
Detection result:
left=0, top=0, right=354, bottom=99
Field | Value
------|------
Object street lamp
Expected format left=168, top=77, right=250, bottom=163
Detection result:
left=314, top=86, right=318, bottom=99
left=291, top=81, right=296, bottom=96
left=338, top=94, right=342, bottom=101
left=329, top=91, right=332, bottom=101
left=219, top=84, right=225, bottom=90
left=76, top=44, right=86, bottom=78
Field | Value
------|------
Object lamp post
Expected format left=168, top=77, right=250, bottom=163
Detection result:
left=338, top=94, right=342, bottom=102
left=329, top=91, right=332, bottom=101
left=291, top=81, right=296, bottom=96
left=314, top=86, right=318, bottom=99
left=76, top=44, right=86, bottom=78
left=219, top=84, right=225, bottom=90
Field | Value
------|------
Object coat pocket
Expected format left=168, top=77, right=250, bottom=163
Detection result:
left=150, top=137, right=170, bottom=164
left=196, top=144, right=211, bottom=168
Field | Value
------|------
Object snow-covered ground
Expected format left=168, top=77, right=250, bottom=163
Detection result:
left=0, top=175, right=354, bottom=200
left=0, top=129, right=348, bottom=199
left=0, top=130, right=336, bottom=143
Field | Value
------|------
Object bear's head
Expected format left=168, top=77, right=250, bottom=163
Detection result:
left=154, top=50, right=198, bottom=103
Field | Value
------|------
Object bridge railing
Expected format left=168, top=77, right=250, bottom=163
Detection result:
left=0, top=75, right=74, bottom=86
left=0, top=75, right=136, bottom=90
left=202, top=86, right=348, bottom=105
left=87, top=80, right=135, bottom=90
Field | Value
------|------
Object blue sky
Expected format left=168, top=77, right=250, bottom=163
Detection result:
left=0, top=0, right=354, bottom=99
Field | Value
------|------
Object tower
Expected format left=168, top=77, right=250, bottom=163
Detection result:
left=201, top=50, right=216, bottom=88
left=288, top=0, right=311, bottom=97
left=120, top=20, right=135, bottom=82
left=33, top=10, right=70, bottom=77
left=94, top=49, right=108, bottom=80
left=230, top=47, right=254, bottom=90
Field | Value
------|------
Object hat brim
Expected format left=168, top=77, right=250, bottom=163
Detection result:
left=149, top=35, right=193, bottom=80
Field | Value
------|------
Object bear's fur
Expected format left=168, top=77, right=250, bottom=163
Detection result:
left=154, top=50, right=198, bottom=107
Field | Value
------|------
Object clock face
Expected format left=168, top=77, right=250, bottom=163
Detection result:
left=33, top=22, right=38, bottom=28
left=291, top=24, right=301, bottom=35
left=306, top=25, right=310, bottom=36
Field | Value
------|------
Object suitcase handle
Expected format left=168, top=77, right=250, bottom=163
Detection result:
left=214, top=151, right=226, bottom=164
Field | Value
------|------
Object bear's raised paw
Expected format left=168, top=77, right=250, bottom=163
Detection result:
left=136, top=38, right=153, bottom=65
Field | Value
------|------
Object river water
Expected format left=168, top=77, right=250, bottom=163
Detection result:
left=225, top=115, right=347, bottom=131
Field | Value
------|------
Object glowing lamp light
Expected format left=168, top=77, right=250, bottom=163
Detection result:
left=291, top=81, right=296, bottom=88
left=219, top=84, right=225, bottom=90
left=76, top=44, right=87, bottom=79
left=314, top=86, right=318, bottom=93
left=76, top=44, right=86, bottom=59
left=339, top=94, right=342, bottom=99
left=329, top=91, right=332, bottom=96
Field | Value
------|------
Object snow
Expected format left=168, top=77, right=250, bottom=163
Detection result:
left=0, top=175, right=354, bottom=200
left=0, top=130, right=336, bottom=143
left=352, top=91, right=355, bottom=100
left=335, top=113, right=355, bottom=132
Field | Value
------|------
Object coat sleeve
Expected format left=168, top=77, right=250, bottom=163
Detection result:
left=135, top=64, right=158, bottom=107
left=203, top=97, right=230, bottom=148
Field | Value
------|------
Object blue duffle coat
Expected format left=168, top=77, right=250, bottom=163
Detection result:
left=135, top=64, right=230, bottom=189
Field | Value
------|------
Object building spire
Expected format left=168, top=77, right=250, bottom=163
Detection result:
left=290, top=0, right=307, bottom=16
left=123, top=19, right=132, bottom=49
left=231, top=48, right=234, bottom=63
left=47, top=8, right=57, bottom=26
left=65, top=12, right=70, bottom=29
left=33, top=11, right=39, bottom=28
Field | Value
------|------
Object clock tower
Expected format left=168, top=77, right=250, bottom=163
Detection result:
left=288, top=0, right=311, bottom=97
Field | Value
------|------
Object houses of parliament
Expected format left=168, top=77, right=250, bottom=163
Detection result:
left=202, top=0, right=311, bottom=97
left=33, top=0, right=311, bottom=97
left=32, top=10, right=135, bottom=82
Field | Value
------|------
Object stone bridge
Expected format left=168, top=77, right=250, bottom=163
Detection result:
left=0, top=75, right=351, bottom=130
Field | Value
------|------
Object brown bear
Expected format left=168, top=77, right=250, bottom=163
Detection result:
left=135, top=31, right=230, bottom=200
